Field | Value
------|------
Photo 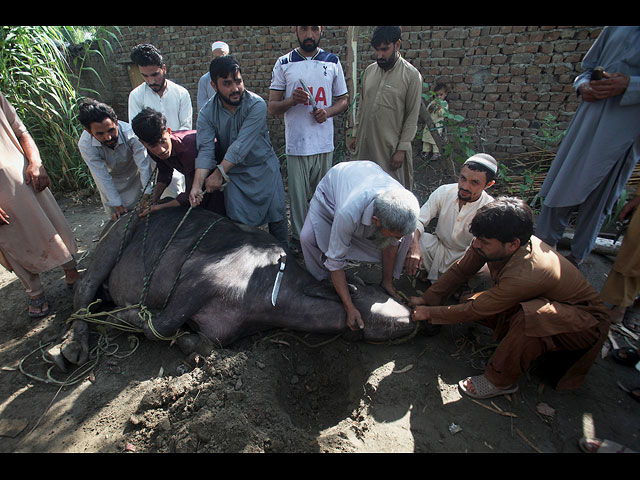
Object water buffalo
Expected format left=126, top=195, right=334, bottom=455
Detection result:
left=58, top=207, right=415, bottom=366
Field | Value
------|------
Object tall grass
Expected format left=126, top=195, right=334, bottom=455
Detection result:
left=0, top=26, right=121, bottom=191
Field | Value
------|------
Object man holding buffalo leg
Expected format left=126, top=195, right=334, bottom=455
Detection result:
left=410, top=197, right=610, bottom=398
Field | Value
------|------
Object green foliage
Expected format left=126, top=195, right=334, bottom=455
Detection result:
left=0, top=26, right=121, bottom=191
left=532, top=113, right=566, bottom=149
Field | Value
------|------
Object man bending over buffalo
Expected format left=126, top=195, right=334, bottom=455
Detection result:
left=131, top=108, right=225, bottom=217
left=410, top=197, right=610, bottom=398
left=300, top=160, right=419, bottom=331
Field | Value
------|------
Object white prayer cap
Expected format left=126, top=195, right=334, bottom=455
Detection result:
left=463, top=153, right=498, bottom=174
left=211, top=41, right=229, bottom=53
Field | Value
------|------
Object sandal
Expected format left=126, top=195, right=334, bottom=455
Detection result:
left=579, top=436, right=637, bottom=453
left=458, top=374, right=518, bottom=399
left=611, top=347, right=639, bottom=367
left=28, top=296, right=50, bottom=318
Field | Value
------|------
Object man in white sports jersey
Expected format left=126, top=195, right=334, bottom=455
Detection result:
left=268, top=26, right=349, bottom=253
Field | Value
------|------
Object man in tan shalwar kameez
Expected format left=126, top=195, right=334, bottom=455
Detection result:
left=600, top=193, right=640, bottom=322
left=410, top=197, right=610, bottom=398
left=349, top=26, right=422, bottom=191
left=0, top=93, right=79, bottom=317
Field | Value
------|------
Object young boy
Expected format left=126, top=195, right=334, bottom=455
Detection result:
left=421, top=83, right=449, bottom=161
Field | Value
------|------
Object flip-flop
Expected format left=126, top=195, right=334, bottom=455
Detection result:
left=611, top=347, right=639, bottom=367
left=28, top=296, right=50, bottom=318
left=579, top=436, right=637, bottom=453
left=458, top=374, right=518, bottom=399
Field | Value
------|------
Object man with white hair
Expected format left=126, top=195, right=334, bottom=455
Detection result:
left=405, top=153, right=497, bottom=282
left=300, top=160, right=419, bottom=330
left=197, top=41, right=230, bottom=110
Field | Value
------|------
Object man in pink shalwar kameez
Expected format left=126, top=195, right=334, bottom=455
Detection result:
left=0, top=93, right=79, bottom=317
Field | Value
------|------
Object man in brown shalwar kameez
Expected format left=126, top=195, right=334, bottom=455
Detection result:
left=600, top=192, right=640, bottom=323
left=0, top=93, right=79, bottom=318
left=348, top=26, right=422, bottom=191
left=410, top=197, right=610, bottom=399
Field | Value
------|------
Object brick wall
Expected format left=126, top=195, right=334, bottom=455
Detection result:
left=100, top=25, right=602, bottom=159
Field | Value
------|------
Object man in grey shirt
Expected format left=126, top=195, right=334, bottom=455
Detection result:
left=190, top=55, right=288, bottom=249
left=536, top=26, right=640, bottom=266
left=78, top=98, right=152, bottom=221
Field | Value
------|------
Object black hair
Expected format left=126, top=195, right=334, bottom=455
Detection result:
left=131, top=108, right=167, bottom=145
left=371, top=26, right=402, bottom=48
left=464, top=160, right=496, bottom=183
left=470, top=196, right=533, bottom=245
left=130, top=43, right=163, bottom=67
left=209, top=55, right=242, bottom=83
left=78, top=98, right=117, bottom=130
left=433, top=83, right=450, bottom=93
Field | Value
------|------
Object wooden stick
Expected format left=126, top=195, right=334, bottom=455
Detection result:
left=470, top=398, right=518, bottom=418
left=516, top=428, right=543, bottom=453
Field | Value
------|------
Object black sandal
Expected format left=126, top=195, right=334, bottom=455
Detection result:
left=28, top=296, right=50, bottom=318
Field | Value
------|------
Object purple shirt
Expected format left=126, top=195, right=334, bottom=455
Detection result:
left=151, top=130, right=224, bottom=214
left=152, top=130, right=197, bottom=207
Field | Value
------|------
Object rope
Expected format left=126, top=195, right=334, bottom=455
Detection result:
left=70, top=167, right=212, bottom=343
left=161, top=216, right=224, bottom=309
left=19, top=330, right=140, bottom=387
left=139, top=205, right=194, bottom=305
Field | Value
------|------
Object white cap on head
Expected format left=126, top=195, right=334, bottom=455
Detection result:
left=463, top=153, right=498, bottom=174
left=211, top=41, right=229, bottom=53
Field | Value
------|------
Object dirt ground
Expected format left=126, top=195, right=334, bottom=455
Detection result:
left=1, top=171, right=639, bottom=454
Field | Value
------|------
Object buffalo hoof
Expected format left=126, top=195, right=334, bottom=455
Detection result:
left=176, top=332, right=216, bottom=357
left=60, top=320, right=90, bottom=366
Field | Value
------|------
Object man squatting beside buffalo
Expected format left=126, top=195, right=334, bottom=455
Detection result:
left=300, top=161, right=419, bottom=330
left=189, top=55, right=289, bottom=250
left=131, top=108, right=225, bottom=217
left=410, top=197, right=610, bottom=398
left=405, top=153, right=497, bottom=284
left=77, top=99, right=153, bottom=221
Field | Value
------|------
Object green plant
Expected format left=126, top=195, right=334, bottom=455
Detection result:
left=0, top=26, right=121, bottom=191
